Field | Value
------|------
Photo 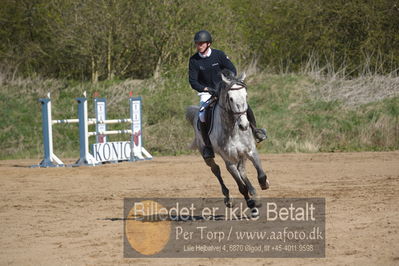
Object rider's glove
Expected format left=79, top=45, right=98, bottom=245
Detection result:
left=207, top=87, right=218, bottom=96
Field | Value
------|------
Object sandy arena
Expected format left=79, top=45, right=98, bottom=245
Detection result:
left=0, top=151, right=398, bottom=265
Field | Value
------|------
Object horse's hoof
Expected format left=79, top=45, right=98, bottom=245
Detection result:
left=259, top=177, right=269, bottom=190
left=246, top=199, right=256, bottom=209
left=251, top=208, right=260, bottom=218
left=224, top=198, right=233, bottom=208
left=248, top=195, right=262, bottom=208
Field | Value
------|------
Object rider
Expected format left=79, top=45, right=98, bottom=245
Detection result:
left=188, top=30, right=267, bottom=159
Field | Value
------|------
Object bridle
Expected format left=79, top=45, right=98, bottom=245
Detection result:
left=219, top=81, right=248, bottom=120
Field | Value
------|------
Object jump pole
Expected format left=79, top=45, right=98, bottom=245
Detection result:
left=94, top=97, right=107, bottom=144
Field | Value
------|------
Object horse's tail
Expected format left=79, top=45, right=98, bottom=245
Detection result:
left=185, top=105, right=200, bottom=150
left=185, top=105, right=199, bottom=127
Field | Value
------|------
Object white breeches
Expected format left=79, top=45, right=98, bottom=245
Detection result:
left=198, top=92, right=212, bottom=123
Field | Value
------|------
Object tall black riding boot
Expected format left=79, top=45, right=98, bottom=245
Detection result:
left=247, top=105, right=267, bottom=143
left=200, top=121, right=215, bottom=159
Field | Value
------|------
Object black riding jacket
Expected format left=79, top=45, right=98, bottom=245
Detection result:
left=188, top=49, right=236, bottom=93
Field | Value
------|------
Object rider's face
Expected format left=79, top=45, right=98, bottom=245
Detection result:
left=195, top=42, right=210, bottom=54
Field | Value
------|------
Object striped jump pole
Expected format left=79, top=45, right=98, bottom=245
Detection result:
left=94, top=97, right=107, bottom=144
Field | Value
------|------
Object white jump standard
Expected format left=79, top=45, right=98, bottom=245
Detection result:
left=36, top=94, right=65, bottom=167
left=33, top=92, right=152, bottom=168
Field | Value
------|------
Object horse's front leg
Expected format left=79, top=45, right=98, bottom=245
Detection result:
left=204, top=158, right=232, bottom=208
left=237, top=159, right=261, bottom=208
left=225, top=161, right=251, bottom=204
left=247, top=150, right=269, bottom=190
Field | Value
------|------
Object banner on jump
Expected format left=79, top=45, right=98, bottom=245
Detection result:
left=92, top=141, right=131, bottom=162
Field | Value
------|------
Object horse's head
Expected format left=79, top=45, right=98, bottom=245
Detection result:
left=220, top=70, right=249, bottom=131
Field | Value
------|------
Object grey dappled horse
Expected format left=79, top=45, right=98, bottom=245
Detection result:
left=186, top=72, right=269, bottom=213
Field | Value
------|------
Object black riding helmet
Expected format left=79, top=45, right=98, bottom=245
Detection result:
left=194, top=30, right=212, bottom=43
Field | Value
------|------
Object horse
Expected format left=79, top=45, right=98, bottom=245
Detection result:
left=185, top=71, right=269, bottom=213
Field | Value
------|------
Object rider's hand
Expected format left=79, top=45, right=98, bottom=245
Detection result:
left=206, top=87, right=217, bottom=96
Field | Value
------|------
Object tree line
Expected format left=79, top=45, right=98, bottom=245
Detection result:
left=1, top=0, right=398, bottom=82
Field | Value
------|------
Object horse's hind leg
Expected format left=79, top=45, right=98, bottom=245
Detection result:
left=247, top=150, right=269, bottom=190
left=204, top=158, right=232, bottom=208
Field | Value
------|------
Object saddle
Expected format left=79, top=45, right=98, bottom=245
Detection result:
left=197, top=97, right=217, bottom=135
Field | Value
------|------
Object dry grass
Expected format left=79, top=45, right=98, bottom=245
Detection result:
left=301, top=57, right=399, bottom=106
left=310, top=73, right=399, bottom=106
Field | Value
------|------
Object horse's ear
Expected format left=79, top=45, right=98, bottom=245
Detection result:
left=238, top=72, right=246, bottom=82
left=221, top=72, right=231, bottom=85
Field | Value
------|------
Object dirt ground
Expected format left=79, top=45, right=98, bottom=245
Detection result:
left=0, top=151, right=398, bottom=265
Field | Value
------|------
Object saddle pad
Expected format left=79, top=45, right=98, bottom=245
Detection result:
left=196, top=102, right=216, bottom=135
